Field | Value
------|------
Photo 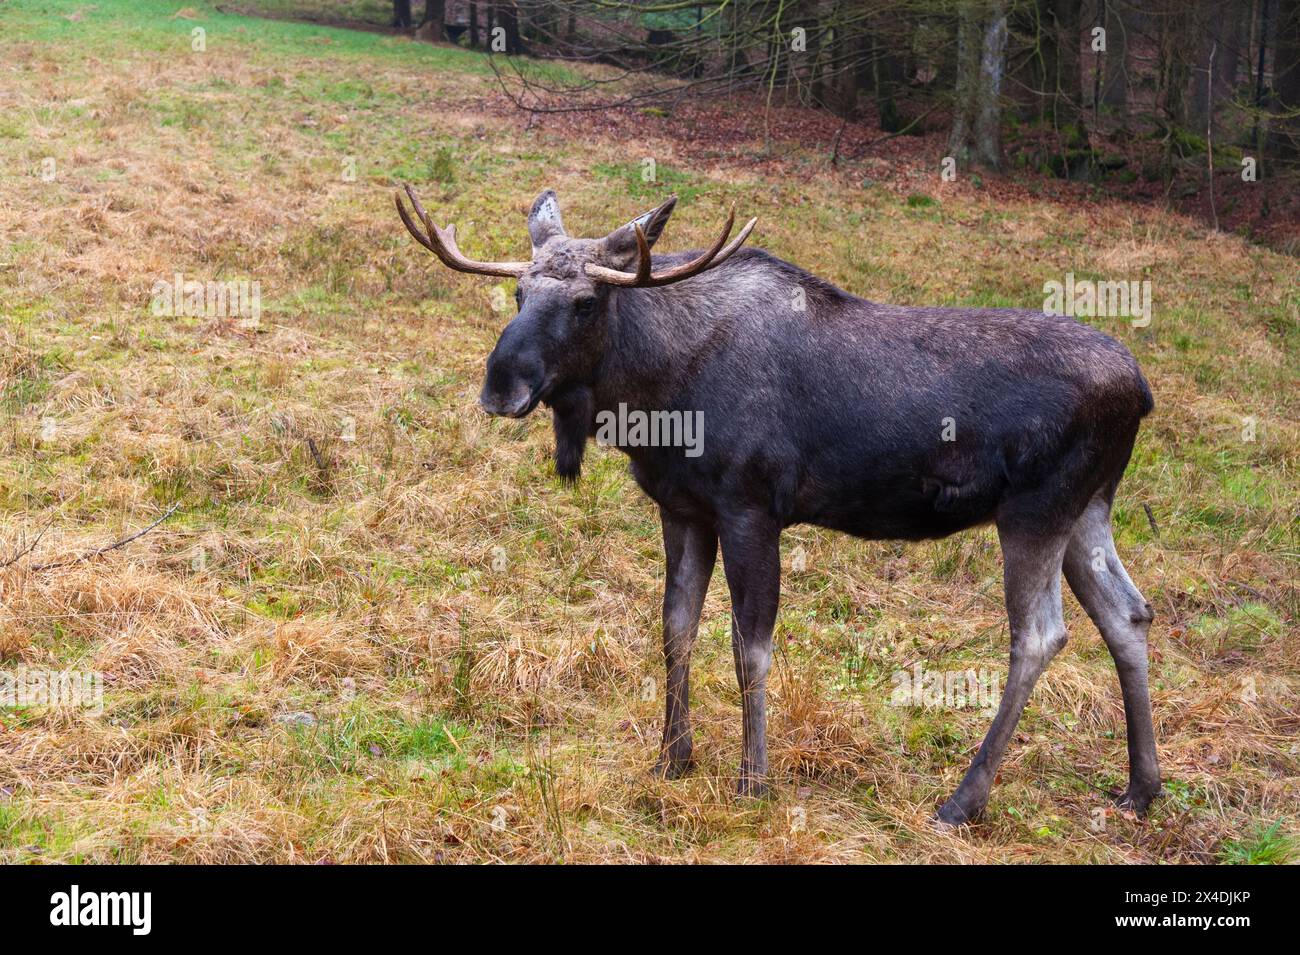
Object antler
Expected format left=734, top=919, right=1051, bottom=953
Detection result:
left=584, top=206, right=757, bottom=288
left=395, top=184, right=529, bottom=278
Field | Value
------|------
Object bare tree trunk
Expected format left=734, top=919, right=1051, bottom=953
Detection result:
left=1156, top=1, right=1196, bottom=133
left=820, top=16, right=865, bottom=118
left=393, top=0, right=413, bottom=29
left=1269, top=0, right=1300, bottom=159
left=1222, top=3, right=1245, bottom=94
left=469, top=1, right=479, bottom=48
left=1031, top=0, right=1059, bottom=123
left=1191, top=0, right=1238, bottom=126
left=1101, top=0, right=1129, bottom=111
left=874, top=39, right=906, bottom=131
left=1252, top=0, right=1273, bottom=150
left=868, top=10, right=910, bottom=133
left=853, top=26, right=874, bottom=99
left=809, top=13, right=829, bottom=109
left=496, top=2, right=523, bottom=54
left=949, top=0, right=1009, bottom=170
left=950, top=6, right=979, bottom=158
left=1201, top=37, right=1219, bottom=230
left=975, top=6, right=1009, bottom=164
left=935, top=12, right=959, bottom=89
left=416, top=0, right=446, bottom=41
left=1051, top=0, right=1087, bottom=145
left=764, top=0, right=793, bottom=89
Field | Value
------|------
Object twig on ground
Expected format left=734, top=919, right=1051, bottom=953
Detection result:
left=0, top=518, right=54, bottom=570
left=306, top=436, right=329, bottom=477
left=28, top=503, right=181, bottom=572
left=1142, top=503, right=1160, bottom=541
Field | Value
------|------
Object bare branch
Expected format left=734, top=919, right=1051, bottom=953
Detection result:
left=0, top=518, right=54, bottom=571
left=28, top=503, right=182, bottom=573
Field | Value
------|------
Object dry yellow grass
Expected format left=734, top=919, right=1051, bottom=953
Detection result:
left=0, top=1, right=1295, bottom=863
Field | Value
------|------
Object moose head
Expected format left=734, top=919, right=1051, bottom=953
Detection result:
left=395, top=185, right=756, bottom=420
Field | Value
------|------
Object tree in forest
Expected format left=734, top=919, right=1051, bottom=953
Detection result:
left=475, top=0, right=1297, bottom=190
left=1099, top=0, right=1130, bottom=115
left=417, top=0, right=447, bottom=42
left=394, top=0, right=445, bottom=38
left=1045, top=0, right=1087, bottom=147
left=872, top=20, right=909, bottom=132
left=1268, top=0, right=1300, bottom=160
left=948, top=0, right=1009, bottom=170
left=1154, top=1, right=1201, bottom=137
left=1189, top=1, right=1242, bottom=129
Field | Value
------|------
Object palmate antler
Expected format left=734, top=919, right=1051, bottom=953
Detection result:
left=583, top=203, right=758, bottom=287
left=394, top=184, right=529, bottom=278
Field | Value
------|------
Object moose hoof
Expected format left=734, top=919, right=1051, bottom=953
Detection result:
left=651, top=754, right=694, bottom=780
left=933, top=797, right=981, bottom=830
left=1114, top=782, right=1161, bottom=816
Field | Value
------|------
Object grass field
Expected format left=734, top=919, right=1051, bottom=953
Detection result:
left=0, top=0, right=1296, bottom=863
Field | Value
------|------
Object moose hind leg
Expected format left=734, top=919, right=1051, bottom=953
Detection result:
left=936, top=524, right=1070, bottom=827
left=1063, top=496, right=1161, bottom=813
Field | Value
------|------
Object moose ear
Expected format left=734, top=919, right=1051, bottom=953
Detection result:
left=602, top=195, right=678, bottom=266
left=528, top=189, right=566, bottom=251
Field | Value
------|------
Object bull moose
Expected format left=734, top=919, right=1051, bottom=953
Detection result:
left=394, top=185, right=1161, bottom=826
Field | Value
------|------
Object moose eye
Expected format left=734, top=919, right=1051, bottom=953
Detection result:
left=574, top=295, right=596, bottom=316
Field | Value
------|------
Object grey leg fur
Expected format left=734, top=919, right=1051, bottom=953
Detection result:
left=717, top=511, right=781, bottom=798
left=936, top=523, right=1071, bottom=826
left=652, top=511, right=717, bottom=779
left=1062, top=496, right=1161, bottom=812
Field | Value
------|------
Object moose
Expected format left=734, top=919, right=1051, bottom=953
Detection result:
left=395, top=185, right=1161, bottom=826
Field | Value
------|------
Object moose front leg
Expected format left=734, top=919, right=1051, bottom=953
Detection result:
left=718, top=512, right=782, bottom=798
left=653, top=512, right=717, bottom=779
